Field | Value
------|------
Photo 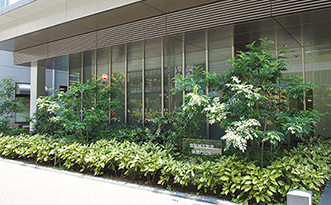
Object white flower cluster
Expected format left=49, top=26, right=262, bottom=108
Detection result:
left=226, top=76, right=261, bottom=101
left=288, top=125, right=302, bottom=135
left=203, top=97, right=227, bottom=124
left=186, top=93, right=207, bottom=107
left=222, top=119, right=261, bottom=152
left=37, top=98, right=60, bottom=114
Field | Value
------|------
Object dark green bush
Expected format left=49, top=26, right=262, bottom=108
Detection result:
left=0, top=134, right=330, bottom=204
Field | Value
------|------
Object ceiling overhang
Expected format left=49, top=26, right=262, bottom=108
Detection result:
left=0, top=0, right=220, bottom=52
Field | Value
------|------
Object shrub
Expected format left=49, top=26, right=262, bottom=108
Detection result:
left=0, top=77, right=25, bottom=135
left=31, top=80, right=119, bottom=141
left=174, top=39, right=320, bottom=167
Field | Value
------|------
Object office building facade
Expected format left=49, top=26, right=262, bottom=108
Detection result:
left=0, top=0, right=331, bottom=138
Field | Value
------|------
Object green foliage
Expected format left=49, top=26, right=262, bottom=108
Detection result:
left=32, top=79, right=118, bottom=141
left=149, top=111, right=203, bottom=147
left=0, top=134, right=330, bottom=204
left=0, top=77, right=25, bottom=135
left=174, top=39, right=321, bottom=166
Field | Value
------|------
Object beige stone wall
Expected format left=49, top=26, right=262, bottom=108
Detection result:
left=0, top=0, right=141, bottom=42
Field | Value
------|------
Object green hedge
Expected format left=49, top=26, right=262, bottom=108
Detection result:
left=0, top=134, right=330, bottom=204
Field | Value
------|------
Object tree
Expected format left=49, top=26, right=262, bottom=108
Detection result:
left=0, top=77, right=25, bottom=134
left=174, top=39, right=320, bottom=167
left=32, top=79, right=119, bottom=141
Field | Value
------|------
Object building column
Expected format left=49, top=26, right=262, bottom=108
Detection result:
left=29, top=61, right=45, bottom=132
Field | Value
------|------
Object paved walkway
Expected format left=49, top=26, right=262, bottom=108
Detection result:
left=0, top=158, right=236, bottom=205
left=319, top=179, right=331, bottom=205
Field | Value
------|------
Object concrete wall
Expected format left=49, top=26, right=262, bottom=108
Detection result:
left=0, top=50, right=30, bottom=83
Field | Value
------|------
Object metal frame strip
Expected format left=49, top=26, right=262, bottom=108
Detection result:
left=109, top=47, right=112, bottom=124
left=161, top=37, right=165, bottom=116
left=125, top=44, right=128, bottom=124
left=205, top=29, right=210, bottom=139
left=301, top=17, right=306, bottom=111
left=142, top=41, right=145, bottom=127
left=182, top=33, right=185, bottom=104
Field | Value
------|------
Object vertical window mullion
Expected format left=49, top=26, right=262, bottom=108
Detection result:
left=161, top=37, right=165, bottom=116
left=182, top=33, right=185, bottom=104
left=205, top=29, right=210, bottom=139
left=109, top=48, right=112, bottom=124
left=142, top=41, right=145, bottom=127
left=124, top=44, right=128, bottom=125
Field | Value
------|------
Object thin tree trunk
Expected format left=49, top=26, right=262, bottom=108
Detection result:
left=261, top=141, right=264, bottom=168
left=271, top=144, right=273, bottom=162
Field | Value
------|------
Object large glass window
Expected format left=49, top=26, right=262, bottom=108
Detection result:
left=208, top=27, right=233, bottom=140
left=69, top=53, right=81, bottom=85
left=302, top=9, right=331, bottom=137
left=83, top=50, right=95, bottom=83
left=209, top=26, right=232, bottom=75
left=111, top=45, right=125, bottom=124
left=185, top=31, right=207, bottom=138
left=1, top=0, right=36, bottom=14
left=0, top=0, right=19, bottom=9
left=275, top=16, right=303, bottom=78
left=44, top=55, right=68, bottom=92
left=186, top=31, right=206, bottom=72
left=145, top=38, right=162, bottom=123
left=127, top=42, right=143, bottom=125
left=164, top=35, right=183, bottom=113
left=97, top=48, right=110, bottom=81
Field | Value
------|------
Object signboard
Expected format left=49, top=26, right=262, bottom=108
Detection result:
left=102, top=74, right=108, bottom=80
left=183, top=138, right=223, bottom=155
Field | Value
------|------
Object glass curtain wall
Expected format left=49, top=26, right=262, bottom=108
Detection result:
left=97, top=48, right=110, bottom=83
left=44, top=55, right=69, bottom=92
left=164, top=35, right=183, bottom=113
left=83, top=50, right=95, bottom=83
left=301, top=9, right=331, bottom=137
left=185, top=30, right=207, bottom=138
left=185, top=31, right=206, bottom=74
left=209, top=26, right=232, bottom=75
left=69, top=53, right=82, bottom=85
left=127, top=42, right=143, bottom=125
left=145, top=38, right=162, bottom=123
left=63, top=9, right=331, bottom=138
left=208, top=27, right=232, bottom=139
left=111, top=45, right=126, bottom=124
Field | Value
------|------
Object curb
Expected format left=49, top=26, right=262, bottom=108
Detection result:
left=0, top=157, right=238, bottom=205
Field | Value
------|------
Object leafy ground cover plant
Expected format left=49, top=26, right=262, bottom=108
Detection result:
left=174, top=39, right=320, bottom=167
left=0, top=133, right=330, bottom=204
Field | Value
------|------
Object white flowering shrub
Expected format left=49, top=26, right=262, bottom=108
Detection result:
left=222, top=119, right=260, bottom=152
left=174, top=39, right=320, bottom=167
left=31, top=80, right=118, bottom=140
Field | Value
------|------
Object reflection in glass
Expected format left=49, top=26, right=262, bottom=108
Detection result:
left=208, top=27, right=232, bottom=140
left=186, top=31, right=207, bottom=138
left=127, top=42, right=143, bottom=125
left=209, top=27, right=232, bottom=75
left=145, top=38, right=162, bottom=122
left=45, top=55, right=68, bottom=91
left=164, top=35, right=183, bottom=113
left=111, top=45, right=125, bottom=124
left=186, top=30, right=205, bottom=71
left=97, top=48, right=109, bottom=82
left=69, top=53, right=81, bottom=85
left=277, top=25, right=302, bottom=77
left=83, top=50, right=95, bottom=83
left=303, top=10, right=331, bottom=137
